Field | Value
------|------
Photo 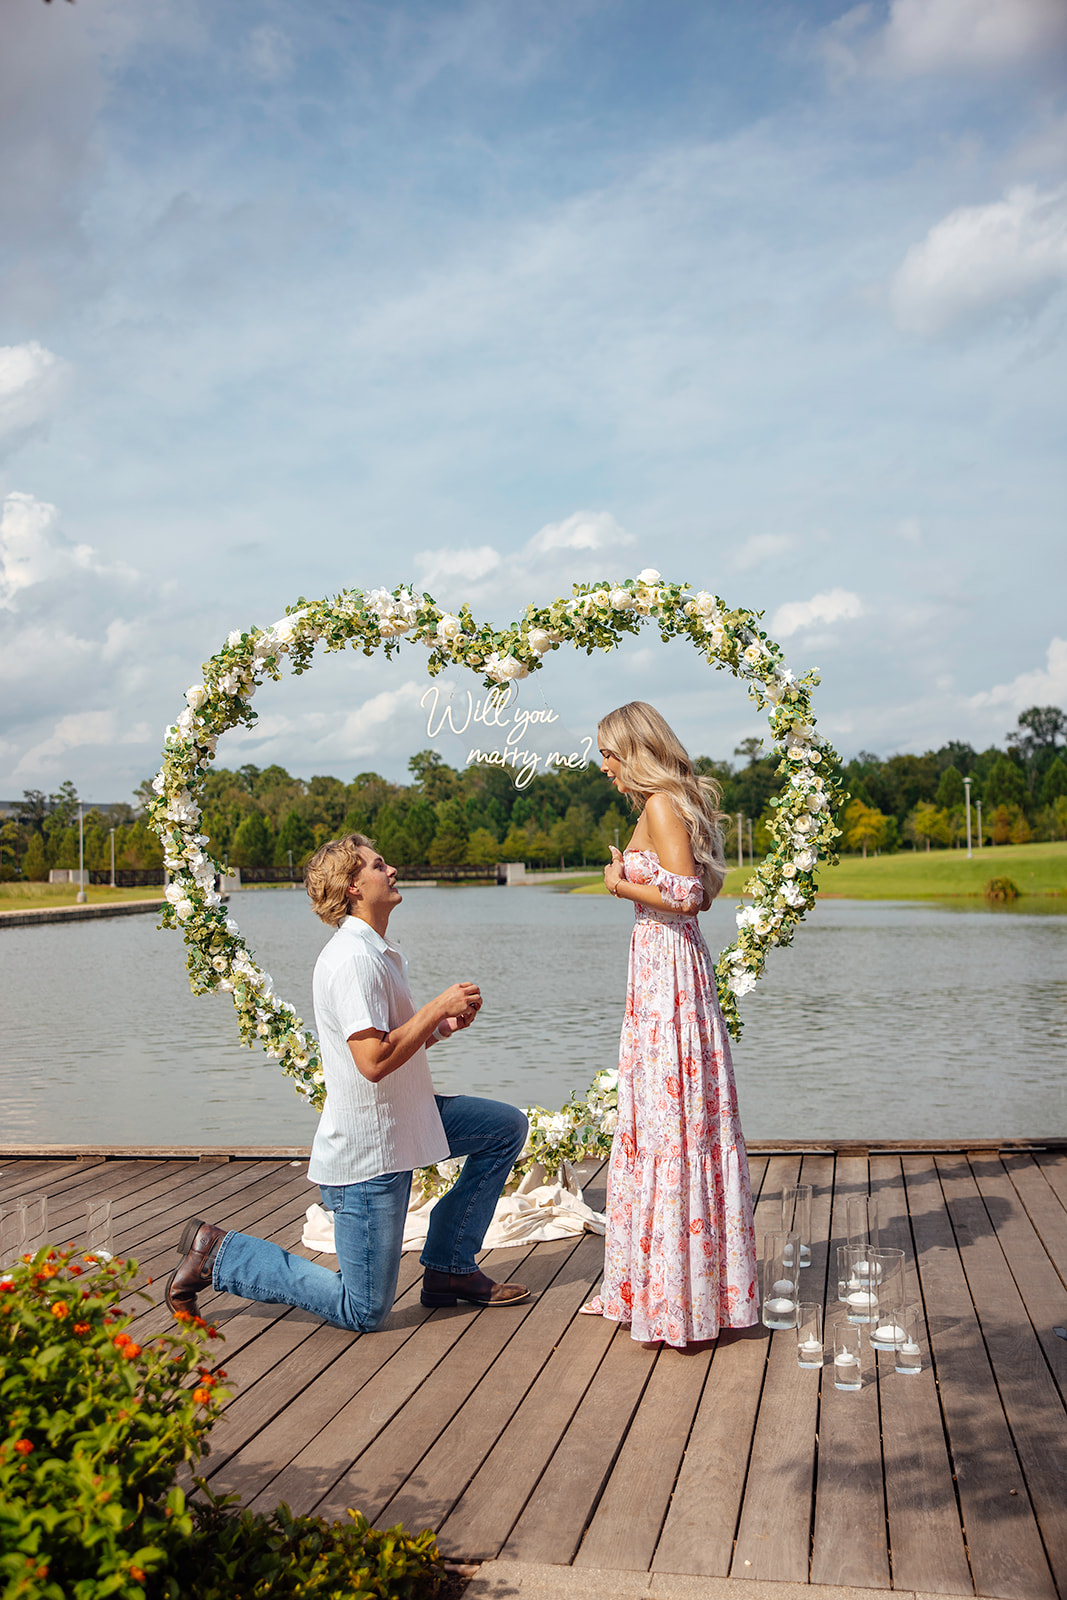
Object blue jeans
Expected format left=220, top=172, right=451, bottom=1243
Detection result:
left=212, top=1095, right=527, bottom=1333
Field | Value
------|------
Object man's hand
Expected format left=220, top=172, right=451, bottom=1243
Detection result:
left=439, top=981, right=482, bottom=1020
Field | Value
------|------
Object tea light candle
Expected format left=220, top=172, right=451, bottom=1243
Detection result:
left=846, top=1289, right=877, bottom=1311
left=765, top=1297, right=796, bottom=1315
left=834, top=1351, right=859, bottom=1367
left=900, top=1340, right=920, bottom=1356
left=772, top=1279, right=795, bottom=1296
left=873, top=1321, right=906, bottom=1344
left=799, top=1337, right=822, bottom=1356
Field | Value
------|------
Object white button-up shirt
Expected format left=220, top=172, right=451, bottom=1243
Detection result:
left=307, top=916, right=450, bottom=1185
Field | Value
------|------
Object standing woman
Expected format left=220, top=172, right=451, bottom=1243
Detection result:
left=583, top=701, right=758, bottom=1346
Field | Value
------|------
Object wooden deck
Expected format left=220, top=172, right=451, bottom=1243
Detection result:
left=3, top=1146, right=1066, bottom=1598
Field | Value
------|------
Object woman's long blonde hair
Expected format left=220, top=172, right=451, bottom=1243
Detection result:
left=598, top=702, right=727, bottom=896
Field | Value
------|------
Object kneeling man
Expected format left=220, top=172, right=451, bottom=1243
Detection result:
left=166, top=833, right=528, bottom=1329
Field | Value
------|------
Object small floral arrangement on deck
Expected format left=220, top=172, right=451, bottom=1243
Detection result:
left=147, top=572, right=843, bottom=1160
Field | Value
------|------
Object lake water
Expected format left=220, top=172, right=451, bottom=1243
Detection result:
left=2, top=887, right=1065, bottom=1145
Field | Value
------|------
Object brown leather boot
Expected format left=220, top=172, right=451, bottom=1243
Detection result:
left=165, top=1218, right=226, bottom=1320
left=421, top=1266, right=529, bottom=1308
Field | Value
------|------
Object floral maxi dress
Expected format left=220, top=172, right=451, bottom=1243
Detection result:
left=596, top=850, right=759, bottom=1346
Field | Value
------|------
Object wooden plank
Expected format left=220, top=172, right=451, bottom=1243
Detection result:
left=729, top=1153, right=816, bottom=1583
left=810, top=1153, right=891, bottom=1591
left=869, top=1155, right=972, bottom=1596
left=993, top=1156, right=1067, bottom=1404
left=654, top=1152, right=830, bottom=1579
left=903, top=1154, right=1055, bottom=1600
left=500, top=1323, right=658, bottom=1566
left=574, top=1340, right=712, bottom=1571
left=1004, top=1153, right=1067, bottom=1288
left=206, top=1259, right=428, bottom=1496
left=376, top=1230, right=610, bottom=1537
left=0, top=1156, right=110, bottom=1208
left=0, top=1145, right=312, bottom=1159
left=322, top=1237, right=585, bottom=1527
left=937, top=1153, right=1067, bottom=1596
left=436, top=1302, right=618, bottom=1560
left=253, top=1246, right=534, bottom=1522
left=1035, top=1152, right=1067, bottom=1212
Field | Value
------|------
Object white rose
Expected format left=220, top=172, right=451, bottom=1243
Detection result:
left=592, top=589, right=610, bottom=607
left=601, top=1108, right=618, bottom=1134
left=609, top=588, right=632, bottom=610
left=437, top=613, right=463, bottom=640
left=527, top=628, right=552, bottom=654
left=185, top=685, right=208, bottom=711
left=795, top=847, right=817, bottom=871
left=708, top=625, right=726, bottom=649
left=165, top=883, right=183, bottom=906
left=782, top=862, right=797, bottom=879
left=636, top=567, right=661, bottom=584
left=596, top=1068, right=619, bottom=1091
left=692, top=591, right=718, bottom=617
left=175, top=898, right=194, bottom=921
left=729, top=970, right=758, bottom=997
left=793, top=814, right=814, bottom=835
left=743, top=645, right=763, bottom=665
left=271, top=609, right=308, bottom=643
left=151, top=772, right=166, bottom=795
left=227, top=629, right=244, bottom=648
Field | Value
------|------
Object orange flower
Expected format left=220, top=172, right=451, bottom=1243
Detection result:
left=171, top=1310, right=191, bottom=1324
left=123, top=1342, right=142, bottom=1360
left=51, top=1301, right=70, bottom=1319
left=73, top=1322, right=91, bottom=1335
left=206, top=1325, right=220, bottom=1338
left=113, top=1332, right=131, bottom=1349
left=0, top=1280, right=14, bottom=1293
left=69, top=1263, right=83, bottom=1276
left=38, top=1263, right=58, bottom=1280
left=129, top=1566, right=146, bottom=1583
left=192, top=1387, right=212, bottom=1405
left=14, top=1439, right=33, bottom=1456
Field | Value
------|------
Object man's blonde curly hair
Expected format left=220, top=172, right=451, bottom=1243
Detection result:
left=304, top=832, right=374, bottom=927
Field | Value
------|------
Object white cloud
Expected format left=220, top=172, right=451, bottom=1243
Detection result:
left=771, top=588, right=865, bottom=638
left=15, top=712, right=152, bottom=775
left=0, top=491, right=138, bottom=609
left=880, top=0, right=1067, bottom=73
left=414, top=545, right=502, bottom=593
left=890, top=185, right=1067, bottom=334
left=893, top=517, right=923, bottom=544
left=0, top=342, right=71, bottom=452
left=524, top=510, right=634, bottom=557
left=246, top=24, right=293, bottom=81
left=967, top=637, right=1067, bottom=712
left=731, top=533, right=794, bottom=570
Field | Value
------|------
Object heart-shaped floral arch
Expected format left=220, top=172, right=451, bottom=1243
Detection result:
left=149, top=572, right=843, bottom=1178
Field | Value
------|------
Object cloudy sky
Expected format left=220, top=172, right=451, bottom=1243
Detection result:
left=2, top=0, right=1065, bottom=802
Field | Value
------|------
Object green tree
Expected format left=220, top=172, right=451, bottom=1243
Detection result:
left=983, top=755, right=1027, bottom=812
left=842, top=800, right=889, bottom=858
left=46, top=780, right=80, bottom=830
left=408, top=749, right=459, bottom=803
left=1040, top=757, right=1067, bottom=806
left=906, top=802, right=951, bottom=850
left=428, top=798, right=469, bottom=867
left=231, top=812, right=273, bottom=868
left=466, top=827, right=501, bottom=867
left=934, top=765, right=964, bottom=810
left=23, top=831, right=48, bottom=880
left=274, top=810, right=315, bottom=870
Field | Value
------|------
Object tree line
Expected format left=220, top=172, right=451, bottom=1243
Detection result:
left=3, top=704, right=1065, bottom=881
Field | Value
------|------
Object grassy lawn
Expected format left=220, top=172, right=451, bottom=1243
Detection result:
left=571, top=841, right=1067, bottom=900
left=0, top=883, right=165, bottom=909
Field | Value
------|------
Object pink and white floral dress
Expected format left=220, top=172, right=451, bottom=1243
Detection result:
left=592, top=849, right=758, bottom=1346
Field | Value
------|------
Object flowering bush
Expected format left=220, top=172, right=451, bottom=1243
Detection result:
left=148, top=569, right=844, bottom=1123
left=0, top=1247, right=227, bottom=1599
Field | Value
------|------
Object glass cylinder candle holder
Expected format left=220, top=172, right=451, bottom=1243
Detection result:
left=832, top=1321, right=863, bottom=1390
left=782, top=1184, right=812, bottom=1268
left=840, top=1244, right=878, bottom=1323
left=85, top=1199, right=114, bottom=1261
left=0, top=1206, right=23, bottom=1271
left=894, top=1303, right=922, bottom=1375
left=846, top=1195, right=880, bottom=1278
left=16, top=1196, right=48, bottom=1257
left=761, top=1230, right=800, bottom=1329
left=866, top=1249, right=905, bottom=1345
left=796, top=1302, right=823, bottom=1367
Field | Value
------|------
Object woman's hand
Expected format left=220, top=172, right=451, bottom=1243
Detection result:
left=604, top=845, right=625, bottom=897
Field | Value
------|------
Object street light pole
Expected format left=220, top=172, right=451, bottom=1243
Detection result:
left=76, top=805, right=86, bottom=903
left=736, top=812, right=743, bottom=873
left=976, top=799, right=983, bottom=851
left=109, top=826, right=116, bottom=887
left=964, top=777, right=972, bottom=859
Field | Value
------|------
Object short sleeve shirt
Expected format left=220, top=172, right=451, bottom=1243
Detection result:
left=307, top=916, right=450, bottom=1185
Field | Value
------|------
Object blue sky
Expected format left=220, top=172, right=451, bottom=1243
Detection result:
left=1, top=0, right=1065, bottom=800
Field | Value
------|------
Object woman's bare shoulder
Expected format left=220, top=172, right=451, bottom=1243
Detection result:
left=642, top=791, right=695, bottom=871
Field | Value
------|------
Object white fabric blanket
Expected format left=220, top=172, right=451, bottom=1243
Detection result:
left=300, top=1160, right=605, bottom=1255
